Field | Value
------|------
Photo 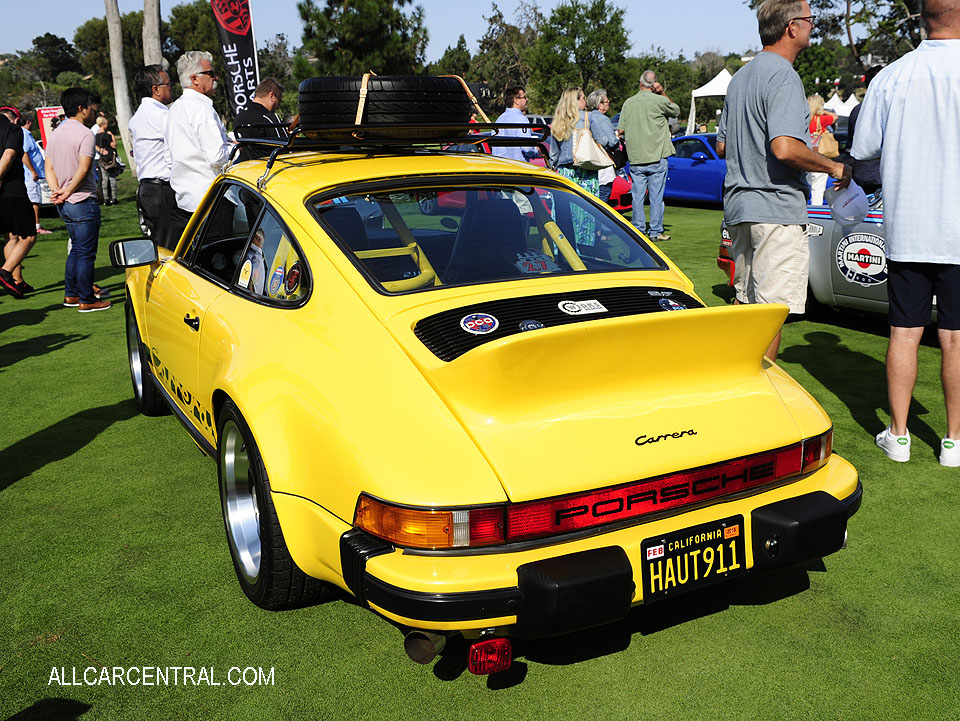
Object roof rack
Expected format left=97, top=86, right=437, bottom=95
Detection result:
left=231, top=121, right=553, bottom=189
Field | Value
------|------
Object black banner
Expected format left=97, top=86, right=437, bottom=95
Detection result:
left=210, top=0, right=260, bottom=117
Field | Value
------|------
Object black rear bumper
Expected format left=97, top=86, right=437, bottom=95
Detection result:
left=340, top=482, right=863, bottom=638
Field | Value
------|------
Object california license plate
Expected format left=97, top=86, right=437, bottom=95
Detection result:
left=641, top=516, right=746, bottom=602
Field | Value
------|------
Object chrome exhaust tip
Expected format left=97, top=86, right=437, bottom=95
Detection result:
left=403, top=630, right=447, bottom=664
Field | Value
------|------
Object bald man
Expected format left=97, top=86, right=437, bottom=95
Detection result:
left=852, top=0, right=960, bottom=466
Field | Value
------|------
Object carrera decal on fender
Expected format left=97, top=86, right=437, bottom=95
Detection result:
left=836, top=233, right=887, bottom=287
left=149, top=348, right=214, bottom=433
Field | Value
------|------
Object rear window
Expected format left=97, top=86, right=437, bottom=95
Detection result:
left=309, top=181, right=665, bottom=293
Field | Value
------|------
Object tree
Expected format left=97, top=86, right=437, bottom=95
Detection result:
left=528, top=0, right=630, bottom=113
left=105, top=0, right=135, bottom=174
left=29, top=33, right=82, bottom=82
left=473, top=2, right=542, bottom=109
left=74, top=12, right=147, bottom=111
left=143, top=0, right=163, bottom=66
left=295, top=0, right=429, bottom=79
left=427, top=35, right=473, bottom=79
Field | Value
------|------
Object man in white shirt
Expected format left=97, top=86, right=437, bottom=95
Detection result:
left=165, top=51, right=232, bottom=248
left=490, top=87, right=538, bottom=163
left=852, top=0, right=960, bottom=466
left=129, top=64, right=173, bottom=245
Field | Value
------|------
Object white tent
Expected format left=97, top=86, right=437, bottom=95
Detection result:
left=823, top=92, right=859, bottom=117
left=686, top=68, right=733, bottom=132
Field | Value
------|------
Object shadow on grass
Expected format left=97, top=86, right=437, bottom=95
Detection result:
left=0, top=399, right=138, bottom=492
left=779, top=330, right=936, bottom=447
left=0, top=333, right=90, bottom=371
left=0, top=304, right=66, bottom=333
left=3, top=698, right=91, bottom=720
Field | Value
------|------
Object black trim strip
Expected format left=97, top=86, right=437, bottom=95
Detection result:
left=361, top=575, right=522, bottom=623
left=149, top=374, right=216, bottom=457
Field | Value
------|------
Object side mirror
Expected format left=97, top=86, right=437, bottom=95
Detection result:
left=691, top=152, right=709, bottom=162
left=109, top=238, right=158, bottom=268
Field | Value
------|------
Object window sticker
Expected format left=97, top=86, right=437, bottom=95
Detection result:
left=238, top=260, right=252, bottom=288
left=268, top=266, right=285, bottom=296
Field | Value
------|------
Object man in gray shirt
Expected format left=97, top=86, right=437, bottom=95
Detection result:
left=717, top=0, right=850, bottom=361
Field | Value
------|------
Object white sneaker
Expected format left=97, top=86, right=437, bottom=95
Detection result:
left=940, top=438, right=960, bottom=467
left=876, top=426, right=910, bottom=462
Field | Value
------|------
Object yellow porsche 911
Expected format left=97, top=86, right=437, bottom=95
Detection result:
left=111, top=78, right=860, bottom=676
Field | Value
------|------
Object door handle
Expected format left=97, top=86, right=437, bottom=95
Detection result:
left=183, top=314, right=199, bottom=331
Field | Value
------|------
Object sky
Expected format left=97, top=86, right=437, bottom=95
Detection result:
left=0, top=0, right=762, bottom=63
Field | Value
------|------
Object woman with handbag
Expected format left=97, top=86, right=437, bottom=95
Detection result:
left=95, top=116, right=120, bottom=205
left=586, top=89, right=621, bottom=203
left=806, top=94, right=838, bottom=205
left=549, top=88, right=601, bottom=197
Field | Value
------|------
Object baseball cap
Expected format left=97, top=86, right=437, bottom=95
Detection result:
left=0, top=106, right=21, bottom=122
left=825, top=180, right=869, bottom=225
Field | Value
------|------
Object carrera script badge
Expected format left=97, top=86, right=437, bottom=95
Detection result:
left=636, top=429, right=698, bottom=446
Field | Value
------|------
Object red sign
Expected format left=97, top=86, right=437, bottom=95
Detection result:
left=36, top=106, right=64, bottom=149
left=211, top=0, right=251, bottom=35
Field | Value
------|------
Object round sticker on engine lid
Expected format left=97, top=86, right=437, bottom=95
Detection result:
left=659, top=298, right=687, bottom=311
left=461, top=313, right=499, bottom=334
left=836, top=233, right=887, bottom=286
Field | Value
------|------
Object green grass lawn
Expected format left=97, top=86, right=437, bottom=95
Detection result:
left=2, top=183, right=960, bottom=720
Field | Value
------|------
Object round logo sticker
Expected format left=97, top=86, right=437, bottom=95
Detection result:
left=268, top=266, right=285, bottom=296
left=285, top=262, right=302, bottom=295
left=836, top=233, right=887, bottom=286
left=237, top=260, right=252, bottom=288
left=519, top=319, right=545, bottom=331
left=460, top=313, right=499, bottom=335
left=659, top=298, right=687, bottom=311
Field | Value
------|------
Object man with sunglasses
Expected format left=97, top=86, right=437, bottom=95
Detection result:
left=717, top=0, right=851, bottom=361
left=165, top=51, right=233, bottom=249
left=129, top=65, right=174, bottom=246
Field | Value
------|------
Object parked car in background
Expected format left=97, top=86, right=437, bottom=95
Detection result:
left=718, top=193, right=915, bottom=317
left=664, top=133, right=725, bottom=204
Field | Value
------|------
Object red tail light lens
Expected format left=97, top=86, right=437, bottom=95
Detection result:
left=505, top=444, right=803, bottom=543
left=802, top=428, right=833, bottom=474
left=468, top=637, right=512, bottom=675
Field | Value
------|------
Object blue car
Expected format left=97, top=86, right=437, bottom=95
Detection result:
left=664, top=133, right=725, bottom=204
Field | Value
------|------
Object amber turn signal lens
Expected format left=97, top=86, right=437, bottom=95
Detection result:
left=354, top=495, right=453, bottom=549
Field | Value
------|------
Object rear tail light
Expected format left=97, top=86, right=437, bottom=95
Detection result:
left=354, top=431, right=833, bottom=549
left=354, top=495, right=504, bottom=550
left=468, top=637, right=512, bottom=675
left=802, top=428, right=833, bottom=474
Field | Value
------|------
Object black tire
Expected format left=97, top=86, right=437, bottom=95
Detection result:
left=297, top=76, right=473, bottom=131
left=126, top=303, right=168, bottom=416
left=217, top=400, right=331, bottom=610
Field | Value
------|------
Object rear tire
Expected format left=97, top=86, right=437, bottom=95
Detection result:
left=217, top=400, right=331, bottom=610
left=126, top=303, right=168, bottom=416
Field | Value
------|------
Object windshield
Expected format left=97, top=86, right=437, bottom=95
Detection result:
left=310, top=181, right=665, bottom=293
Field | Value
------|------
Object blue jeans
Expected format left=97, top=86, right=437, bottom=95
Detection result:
left=59, top=197, right=101, bottom=303
left=629, top=158, right=668, bottom=236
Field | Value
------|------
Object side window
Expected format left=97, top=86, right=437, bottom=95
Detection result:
left=673, top=139, right=708, bottom=159
left=189, top=184, right=264, bottom=285
left=235, top=210, right=308, bottom=303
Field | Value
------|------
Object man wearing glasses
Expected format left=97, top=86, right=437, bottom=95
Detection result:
left=491, top=87, right=538, bottom=163
left=129, top=65, right=174, bottom=246
left=717, top=0, right=851, bottom=361
left=165, top=51, right=233, bottom=249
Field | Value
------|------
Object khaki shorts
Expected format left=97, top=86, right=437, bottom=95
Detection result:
left=729, top=222, right=809, bottom=314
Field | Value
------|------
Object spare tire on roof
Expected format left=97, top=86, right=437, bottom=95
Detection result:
left=298, top=75, right=474, bottom=138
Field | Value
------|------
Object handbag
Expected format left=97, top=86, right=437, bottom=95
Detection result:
left=573, top=112, right=614, bottom=170
left=608, top=140, right=627, bottom=170
left=812, top=116, right=839, bottom=159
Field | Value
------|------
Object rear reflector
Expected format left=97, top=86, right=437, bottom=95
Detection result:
left=468, top=637, right=512, bottom=675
